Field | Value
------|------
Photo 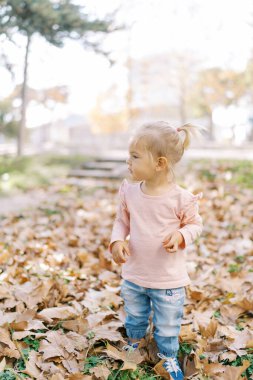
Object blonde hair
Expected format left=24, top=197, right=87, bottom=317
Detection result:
left=130, top=121, right=199, bottom=165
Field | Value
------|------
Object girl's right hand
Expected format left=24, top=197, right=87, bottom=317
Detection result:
left=111, top=241, right=130, bottom=264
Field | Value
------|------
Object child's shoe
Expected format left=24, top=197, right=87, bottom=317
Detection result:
left=122, top=340, right=140, bottom=352
left=157, top=353, right=184, bottom=379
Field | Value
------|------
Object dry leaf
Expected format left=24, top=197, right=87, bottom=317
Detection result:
left=0, top=357, right=6, bottom=372
left=90, top=365, right=111, bottom=379
left=103, top=342, right=144, bottom=370
left=216, top=360, right=250, bottom=380
left=153, top=360, right=171, bottom=380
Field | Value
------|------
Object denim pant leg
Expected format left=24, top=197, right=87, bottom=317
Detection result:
left=120, top=280, right=152, bottom=340
left=149, top=287, right=185, bottom=357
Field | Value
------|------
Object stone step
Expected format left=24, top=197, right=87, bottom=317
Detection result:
left=81, top=161, right=120, bottom=170
left=95, top=151, right=127, bottom=162
left=68, top=167, right=127, bottom=179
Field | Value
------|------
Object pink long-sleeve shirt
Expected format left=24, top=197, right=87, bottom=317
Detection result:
left=109, top=179, right=203, bottom=289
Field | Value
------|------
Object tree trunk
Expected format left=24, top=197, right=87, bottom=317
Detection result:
left=248, top=117, right=253, bottom=141
left=208, top=112, right=214, bottom=140
left=126, top=56, right=133, bottom=128
left=179, top=93, right=186, bottom=125
left=17, top=34, right=31, bottom=156
left=178, top=67, right=187, bottom=125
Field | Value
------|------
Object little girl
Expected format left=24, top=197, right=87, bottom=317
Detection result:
left=109, top=121, right=203, bottom=379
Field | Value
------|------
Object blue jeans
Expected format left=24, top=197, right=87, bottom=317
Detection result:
left=120, top=279, right=185, bottom=357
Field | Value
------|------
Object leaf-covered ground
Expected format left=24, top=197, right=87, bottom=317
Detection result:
left=0, top=160, right=252, bottom=380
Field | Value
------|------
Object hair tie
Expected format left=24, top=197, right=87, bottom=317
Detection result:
left=177, top=127, right=182, bottom=132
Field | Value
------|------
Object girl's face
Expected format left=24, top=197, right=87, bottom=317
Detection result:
left=126, top=141, right=156, bottom=181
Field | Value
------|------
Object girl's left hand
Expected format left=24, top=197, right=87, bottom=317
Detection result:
left=162, top=231, right=184, bottom=252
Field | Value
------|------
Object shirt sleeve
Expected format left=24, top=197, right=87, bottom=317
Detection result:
left=178, top=192, right=203, bottom=248
left=109, top=179, right=130, bottom=252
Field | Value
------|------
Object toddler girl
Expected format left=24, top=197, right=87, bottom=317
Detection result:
left=109, top=121, right=203, bottom=379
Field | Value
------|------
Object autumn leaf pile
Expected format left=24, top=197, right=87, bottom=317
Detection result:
left=0, top=160, right=252, bottom=380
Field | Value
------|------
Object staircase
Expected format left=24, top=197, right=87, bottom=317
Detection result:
left=68, top=151, right=128, bottom=179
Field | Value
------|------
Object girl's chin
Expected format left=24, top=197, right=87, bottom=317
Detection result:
left=127, top=171, right=143, bottom=182
left=128, top=173, right=138, bottom=181
left=131, top=176, right=142, bottom=182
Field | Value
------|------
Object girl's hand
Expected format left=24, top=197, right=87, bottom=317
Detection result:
left=162, top=231, right=184, bottom=253
left=111, top=241, right=130, bottom=264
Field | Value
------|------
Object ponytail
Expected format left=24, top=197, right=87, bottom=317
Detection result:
left=177, top=123, right=201, bottom=150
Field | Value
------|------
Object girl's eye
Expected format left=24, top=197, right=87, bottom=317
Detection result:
left=132, top=155, right=138, bottom=159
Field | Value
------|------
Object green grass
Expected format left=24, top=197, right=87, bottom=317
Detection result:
left=221, top=350, right=253, bottom=379
left=1, top=156, right=252, bottom=195
left=0, top=154, right=89, bottom=194
left=193, top=159, right=253, bottom=188
left=83, top=356, right=162, bottom=379
left=0, top=371, right=17, bottom=380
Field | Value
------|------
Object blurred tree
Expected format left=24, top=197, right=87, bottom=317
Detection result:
left=89, top=85, right=129, bottom=133
left=167, top=53, right=199, bottom=125
left=123, top=52, right=199, bottom=127
left=0, top=98, right=19, bottom=138
left=189, top=67, right=246, bottom=140
left=11, top=84, right=69, bottom=108
left=0, top=84, right=68, bottom=138
left=0, top=0, right=113, bottom=155
left=244, top=57, right=253, bottom=140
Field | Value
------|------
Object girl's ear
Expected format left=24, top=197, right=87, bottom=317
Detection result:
left=156, top=156, right=168, bottom=171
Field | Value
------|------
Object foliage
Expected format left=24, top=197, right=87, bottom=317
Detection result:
left=0, top=85, right=68, bottom=138
left=0, top=154, right=89, bottom=193
left=0, top=371, right=16, bottom=380
left=189, top=67, right=247, bottom=138
left=108, top=365, right=162, bottom=380
left=0, top=0, right=113, bottom=155
left=0, top=98, right=19, bottom=138
left=0, top=0, right=111, bottom=46
left=83, top=355, right=105, bottom=374
left=190, top=67, right=246, bottom=117
left=0, top=159, right=252, bottom=379
left=221, top=352, right=253, bottom=380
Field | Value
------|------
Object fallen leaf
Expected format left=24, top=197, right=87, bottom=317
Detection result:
left=90, top=365, right=111, bottom=379
left=103, top=342, right=144, bottom=370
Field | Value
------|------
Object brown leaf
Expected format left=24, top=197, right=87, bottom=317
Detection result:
left=153, top=360, right=171, bottom=379
left=62, top=356, right=80, bottom=373
left=38, top=306, right=80, bottom=323
left=228, top=329, right=253, bottom=352
left=39, top=339, right=66, bottom=360
left=220, top=304, right=244, bottom=324
left=216, top=360, right=250, bottom=380
left=199, top=318, right=218, bottom=338
left=103, top=342, right=144, bottom=370
left=62, top=317, right=89, bottom=334
left=91, top=323, right=124, bottom=343
left=39, top=330, right=88, bottom=361
left=219, top=351, right=237, bottom=362
left=90, top=365, right=111, bottom=379
left=21, top=350, right=43, bottom=379
left=0, top=311, right=17, bottom=326
left=50, top=374, right=65, bottom=380
left=179, top=324, right=198, bottom=342
left=188, top=286, right=205, bottom=301
left=0, top=327, right=20, bottom=359
left=184, top=356, right=199, bottom=378
left=67, top=374, right=92, bottom=380
left=82, top=289, right=122, bottom=312
left=203, top=362, right=225, bottom=376
left=0, top=358, right=6, bottom=372
left=86, top=310, right=116, bottom=328
left=14, top=280, right=54, bottom=309
left=235, top=297, right=253, bottom=311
